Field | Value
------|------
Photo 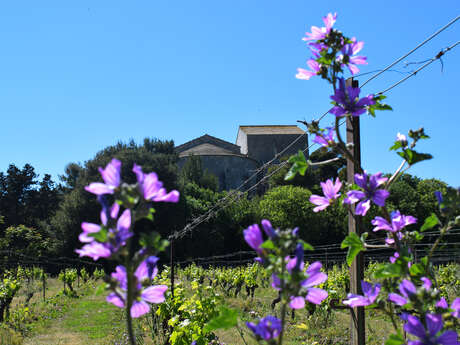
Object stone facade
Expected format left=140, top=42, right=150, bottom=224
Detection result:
left=176, top=126, right=308, bottom=191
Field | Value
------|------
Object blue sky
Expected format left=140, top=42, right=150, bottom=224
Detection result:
left=1, top=1, right=459, bottom=186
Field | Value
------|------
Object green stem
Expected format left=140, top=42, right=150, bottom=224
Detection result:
left=278, top=302, right=287, bottom=345
left=126, top=261, right=136, bottom=345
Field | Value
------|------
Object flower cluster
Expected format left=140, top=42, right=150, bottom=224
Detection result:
left=76, top=158, right=179, bottom=321
left=243, top=220, right=328, bottom=340
left=329, top=78, right=375, bottom=118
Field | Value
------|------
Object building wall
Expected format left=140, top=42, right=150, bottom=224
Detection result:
left=178, top=154, right=259, bottom=191
left=246, top=133, right=308, bottom=164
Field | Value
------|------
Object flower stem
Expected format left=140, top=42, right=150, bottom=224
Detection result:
left=126, top=261, right=136, bottom=345
left=278, top=302, right=287, bottom=345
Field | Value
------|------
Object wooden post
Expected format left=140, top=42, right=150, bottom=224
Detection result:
left=170, top=238, right=175, bottom=299
left=346, top=78, right=365, bottom=345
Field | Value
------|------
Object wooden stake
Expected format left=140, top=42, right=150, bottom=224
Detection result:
left=346, top=78, right=365, bottom=345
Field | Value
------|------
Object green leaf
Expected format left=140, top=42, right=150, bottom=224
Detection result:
left=300, top=240, right=314, bottom=251
left=260, top=240, right=275, bottom=250
left=95, top=283, right=108, bottom=296
left=89, top=227, right=108, bottom=242
left=374, top=263, right=402, bottom=279
left=420, top=213, right=439, bottom=232
left=385, top=333, right=405, bottom=345
left=203, top=307, right=238, bottom=333
left=409, top=263, right=424, bottom=276
left=397, top=149, right=432, bottom=166
left=389, top=141, right=403, bottom=151
left=341, top=233, right=365, bottom=267
left=285, top=151, right=308, bottom=180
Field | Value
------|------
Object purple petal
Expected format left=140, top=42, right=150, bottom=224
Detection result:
left=305, top=288, right=328, bottom=304
left=98, top=159, right=121, bottom=188
left=421, top=277, right=432, bottom=291
left=302, top=272, right=327, bottom=288
left=111, top=266, right=128, bottom=289
left=437, top=331, right=459, bottom=345
left=135, top=256, right=159, bottom=281
left=436, top=297, right=448, bottom=309
left=289, top=296, right=305, bottom=309
left=153, top=190, right=180, bottom=203
left=343, top=294, right=369, bottom=308
left=426, top=314, right=443, bottom=336
left=142, top=172, right=161, bottom=200
left=243, top=224, right=263, bottom=253
left=106, top=292, right=125, bottom=308
left=388, top=293, right=407, bottom=306
left=85, top=183, right=114, bottom=195
left=309, top=195, right=330, bottom=212
left=404, top=315, right=426, bottom=339
left=306, top=261, right=322, bottom=275
left=400, top=280, right=416, bottom=297
left=451, top=298, right=460, bottom=318
left=75, top=242, right=112, bottom=260
left=132, top=163, right=145, bottom=184
left=261, top=219, right=277, bottom=238
left=141, top=285, right=168, bottom=304
left=343, top=190, right=366, bottom=204
left=355, top=199, right=371, bottom=216
left=372, top=189, right=390, bottom=207
left=371, top=217, right=392, bottom=232
left=130, top=300, right=150, bottom=318
left=117, top=209, right=131, bottom=232
left=110, top=203, right=120, bottom=219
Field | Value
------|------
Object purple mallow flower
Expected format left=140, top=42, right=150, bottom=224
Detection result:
left=388, top=279, right=416, bottom=306
left=296, top=59, right=321, bottom=80
left=404, top=314, right=459, bottom=345
left=343, top=172, right=389, bottom=216
left=329, top=78, right=375, bottom=117
left=76, top=200, right=133, bottom=260
left=371, top=210, right=417, bottom=233
left=302, top=12, right=337, bottom=42
left=261, top=219, right=277, bottom=239
left=132, top=164, right=179, bottom=203
left=85, top=158, right=121, bottom=195
left=309, top=177, right=342, bottom=212
left=244, top=224, right=264, bottom=256
left=343, top=281, right=380, bottom=307
left=437, top=297, right=460, bottom=319
left=246, top=315, right=282, bottom=341
left=289, top=261, right=328, bottom=309
left=338, top=38, right=367, bottom=75
left=313, top=127, right=336, bottom=147
left=107, top=257, right=167, bottom=318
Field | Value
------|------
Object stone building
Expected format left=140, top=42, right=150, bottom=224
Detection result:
left=176, top=125, right=308, bottom=191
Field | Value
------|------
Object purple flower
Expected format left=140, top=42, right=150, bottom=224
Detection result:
left=388, top=279, right=416, bottom=306
left=286, top=244, right=304, bottom=273
left=404, top=314, right=458, bottom=345
left=343, top=172, right=389, bottom=216
left=85, top=159, right=121, bottom=195
left=243, top=224, right=264, bottom=255
left=309, top=177, right=342, bottom=212
left=302, top=12, right=337, bottom=42
left=313, top=127, right=336, bottom=147
left=261, top=219, right=277, bottom=239
left=76, top=203, right=133, bottom=261
left=451, top=298, right=460, bottom=318
left=296, top=59, right=321, bottom=80
left=246, top=315, right=282, bottom=340
left=289, top=261, right=328, bottom=309
left=343, top=281, right=381, bottom=307
left=371, top=210, right=417, bottom=233
left=338, top=38, right=367, bottom=75
left=389, top=252, right=400, bottom=263
left=106, top=257, right=167, bottom=318
left=329, top=78, right=375, bottom=117
left=132, top=164, right=179, bottom=203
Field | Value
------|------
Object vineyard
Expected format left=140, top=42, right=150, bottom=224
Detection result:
left=1, top=261, right=458, bottom=345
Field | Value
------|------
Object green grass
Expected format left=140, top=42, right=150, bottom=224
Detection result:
left=62, top=294, right=122, bottom=340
